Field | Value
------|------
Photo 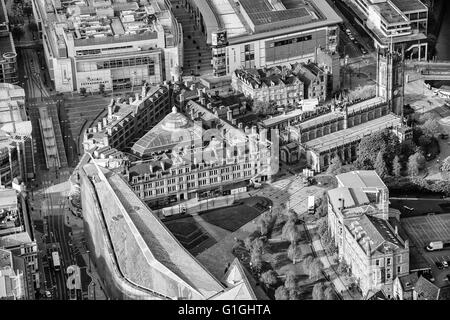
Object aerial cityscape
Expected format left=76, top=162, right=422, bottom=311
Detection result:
left=0, top=0, right=449, bottom=304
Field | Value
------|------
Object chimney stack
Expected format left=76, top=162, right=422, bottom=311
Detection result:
left=197, top=88, right=202, bottom=98
left=394, top=225, right=398, bottom=235
left=102, top=117, right=107, bottom=127
left=232, top=119, right=237, bottom=125
left=135, top=92, right=140, bottom=101
left=238, top=122, right=243, bottom=129
left=129, top=97, right=133, bottom=104
left=227, top=109, right=233, bottom=121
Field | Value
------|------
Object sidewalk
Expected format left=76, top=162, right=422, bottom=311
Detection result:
left=306, top=223, right=363, bottom=300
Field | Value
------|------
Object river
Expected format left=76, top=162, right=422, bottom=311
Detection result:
left=435, top=2, right=450, bottom=61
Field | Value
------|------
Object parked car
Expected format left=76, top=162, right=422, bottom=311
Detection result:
left=361, top=47, right=368, bottom=55
left=436, top=261, right=444, bottom=269
left=439, top=133, right=449, bottom=139
left=349, top=35, right=355, bottom=41
left=443, top=261, right=449, bottom=268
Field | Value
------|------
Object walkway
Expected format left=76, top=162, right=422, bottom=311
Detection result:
left=170, top=0, right=212, bottom=76
left=305, top=223, right=363, bottom=300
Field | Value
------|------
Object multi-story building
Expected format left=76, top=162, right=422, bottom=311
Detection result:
left=0, top=188, right=38, bottom=293
left=180, top=0, right=342, bottom=77
left=83, top=85, right=171, bottom=152
left=0, top=0, right=18, bottom=84
left=0, top=84, right=35, bottom=185
left=127, top=100, right=275, bottom=209
left=79, top=155, right=266, bottom=299
left=32, top=0, right=183, bottom=92
left=232, top=66, right=304, bottom=106
left=343, top=0, right=428, bottom=60
left=0, top=248, right=34, bottom=299
left=292, top=62, right=328, bottom=102
left=327, top=171, right=410, bottom=298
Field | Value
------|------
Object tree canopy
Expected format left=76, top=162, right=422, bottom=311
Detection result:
left=274, top=286, right=289, bottom=300
left=287, top=243, right=302, bottom=264
left=260, top=270, right=278, bottom=287
left=355, top=129, right=400, bottom=170
left=442, top=156, right=450, bottom=172
left=374, top=150, right=389, bottom=179
left=284, top=271, right=297, bottom=291
left=327, top=156, right=344, bottom=175
left=312, top=282, right=326, bottom=300
left=392, top=155, right=402, bottom=177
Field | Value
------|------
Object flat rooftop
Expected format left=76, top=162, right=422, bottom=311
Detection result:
left=83, top=162, right=224, bottom=299
left=374, top=1, right=407, bottom=24
left=197, top=0, right=342, bottom=44
left=305, top=113, right=401, bottom=153
left=391, top=0, right=427, bottom=13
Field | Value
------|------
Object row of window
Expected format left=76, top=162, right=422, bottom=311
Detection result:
left=270, top=35, right=313, bottom=48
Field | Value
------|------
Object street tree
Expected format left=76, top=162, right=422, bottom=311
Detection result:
left=244, top=237, right=253, bottom=252
left=302, top=255, right=314, bottom=273
left=324, top=286, right=339, bottom=300
left=260, top=270, right=278, bottom=288
left=250, top=250, right=262, bottom=272
left=289, top=288, right=302, bottom=300
left=274, top=286, right=289, bottom=300
left=99, top=83, right=105, bottom=95
left=257, top=217, right=269, bottom=236
left=79, top=87, right=87, bottom=96
left=287, top=209, right=299, bottom=224
left=282, top=221, right=300, bottom=244
left=442, top=156, right=450, bottom=172
left=284, top=271, right=297, bottom=291
left=252, top=238, right=265, bottom=254
left=312, top=282, right=326, bottom=300
left=327, top=156, right=344, bottom=175
left=374, top=150, right=389, bottom=179
left=407, top=153, right=420, bottom=177
left=287, top=243, right=302, bottom=264
left=11, top=26, right=24, bottom=41
left=309, top=258, right=324, bottom=280
left=392, top=155, right=402, bottom=177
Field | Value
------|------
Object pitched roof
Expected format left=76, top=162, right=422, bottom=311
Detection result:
left=415, top=276, right=440, bottom=300
left=398, top=272, right=419, bottom=291
left=345, top=214, right=404, bottom=255
left=213, top=258, right=269, bottom=300
left=366, top=289, right=388, bottom=300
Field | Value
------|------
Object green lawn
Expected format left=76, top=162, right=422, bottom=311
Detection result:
left=200, top=204, right=262, bottom=232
